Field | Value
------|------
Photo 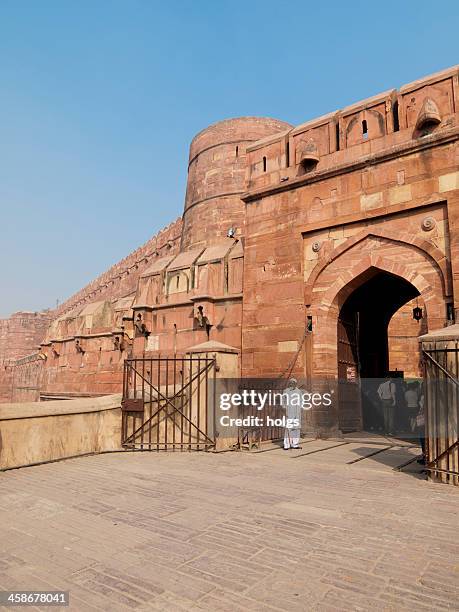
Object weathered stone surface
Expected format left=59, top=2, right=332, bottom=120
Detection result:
left=0, top=394, right=122, bottom=468
left=1, top=66, right=458, bottom=442
left=0, top=447, right=458, bottom=610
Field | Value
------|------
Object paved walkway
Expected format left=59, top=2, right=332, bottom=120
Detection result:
left=0, top=440, right=458, bottom=611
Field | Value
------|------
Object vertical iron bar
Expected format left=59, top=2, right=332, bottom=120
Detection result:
left=125, top=361, right=130, bottom=444
left=132, top=359, right=137, bottom=446
left=121, top=361, right=126, bottom=445
left=435, top=354, right=440, bottom=479
left=456, top=341, right=459, bottom=484
left=437, top=349, right=441, bottom=481
left=205, top=357, right=209, bottom=447
left=424, top=355, right=429, bottom=470
left=123, top=361, right=127, bottom=444
left=165, top=357, right=169, bottom=451
left=140, top=358, right=145, bottom=450
left=197, top=356, right=201, bottom=450
left=144, top=357, right=153, bottom=450
left=173, top=356, right=177, bottom=449
left=189, top=353, right=193, bottom=450
left=122, top=359, right=126, bottom=399
left=213, top=358, right=217, bottom=448
left=148, top=359, right=152, bottom=450
left=181, top=356, right=185, bottom=448
left=157, top=356, right=161, bottom=451
left=447, top=347, right=451, bottom=480
left=440, top=349, right=444, bottom=482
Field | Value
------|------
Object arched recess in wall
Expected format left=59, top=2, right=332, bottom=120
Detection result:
left=345, top=109, right=386, bottom=145
left=166, top=270, right=190, bottom=295
left=304, top=228, right=451, bottom=306
left=305, top=234, right=449, bottom=380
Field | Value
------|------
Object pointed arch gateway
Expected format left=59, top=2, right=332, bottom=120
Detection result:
left=305, top=232, right=450, bottom=433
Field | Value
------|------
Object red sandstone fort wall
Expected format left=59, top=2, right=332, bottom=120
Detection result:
left=0, top=220, right=182, bottom=401
left=0, top=312, right=53, bottom=401
left=0, top=311, right=52, bottom=363
left=54, top=218, right=182, bottom=318
left=242, top=66, right=459, bottom=379
left=2, top=66, right=458, bottom=410
left=182, top=117, right=291, bottom=249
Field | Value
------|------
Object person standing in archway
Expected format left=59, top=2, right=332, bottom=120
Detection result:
left=377, top=376, right=396, bottom=435
left=405, top=381, right=420, bottom=433
left=282, top=378, right=303, bottom=450
left=416, top=385, right=426, bottom=464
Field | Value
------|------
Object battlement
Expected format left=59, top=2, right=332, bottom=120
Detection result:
left=2, top=65, right=458, bottom=404
left=0, top=219, right=182, bottom=400
left=245, top=65, right=459, bottom=194
left=54, top=218, right=182, bottom=317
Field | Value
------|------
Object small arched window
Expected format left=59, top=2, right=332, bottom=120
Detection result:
left=392, top=100, right=400, bottom=132
left=235, top=145, right=239, bottom=157
left=263, top=156, right=267, bottom=172
left=362, top=119, right=368, bottom=140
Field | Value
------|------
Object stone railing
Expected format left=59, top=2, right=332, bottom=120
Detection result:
left=0, top=394, right=122, bottom=469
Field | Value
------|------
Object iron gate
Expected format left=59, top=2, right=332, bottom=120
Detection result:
left=337, top=314, right=362, bottom=432
left=423, top=346, right=459, bottom=485
left=121, top=356, right=216, bottom=451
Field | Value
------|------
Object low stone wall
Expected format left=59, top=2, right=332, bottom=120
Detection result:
left=0, top=394, right=122, bottom=470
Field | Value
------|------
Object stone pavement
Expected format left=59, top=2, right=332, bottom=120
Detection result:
left=0, top=440, right=458, bottom=611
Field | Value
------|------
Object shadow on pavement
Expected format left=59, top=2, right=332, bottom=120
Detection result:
left=349, top=444, right=426, bottom=479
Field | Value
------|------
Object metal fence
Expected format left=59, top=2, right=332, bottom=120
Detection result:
left=423, top=344, right=459, bottom=485
left=121, top=356, right=216, bottom=451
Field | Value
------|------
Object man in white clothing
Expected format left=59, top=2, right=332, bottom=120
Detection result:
left=282, top=378, right=303, bottom=450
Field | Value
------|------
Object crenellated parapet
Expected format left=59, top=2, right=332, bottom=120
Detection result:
left=4, top=65, right=459, bottom=401
left=245, top=65, right=459, bottom=195
left=54, top=218, right=182, bottom=318
left=131, top=238, right=244, bottom=355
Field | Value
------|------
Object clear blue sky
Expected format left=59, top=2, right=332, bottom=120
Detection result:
left=0, top=0, right=457, bottom=317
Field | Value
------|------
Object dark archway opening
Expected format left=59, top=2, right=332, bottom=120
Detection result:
left=338, top=269, right=420, bottom=433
